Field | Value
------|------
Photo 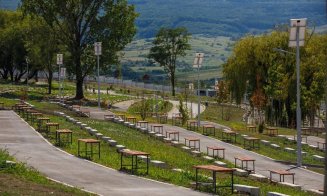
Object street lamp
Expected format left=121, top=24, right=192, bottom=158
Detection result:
left=189, top=82, right=194, bottom=118
left=289, top=18, right=307, bottom=167
left=94, top=42, right=102, bottom=109
left=25, top=56, right=29, bottom=87
left=57, top=54, right=63, bottom=102
left=193, top=53, right=204, bottom=126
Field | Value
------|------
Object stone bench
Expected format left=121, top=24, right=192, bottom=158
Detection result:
left=172, top=168, right=184, bottom=173
left=267, top=192, right=290, bottom=196
left=234, top=184, right=260, bottom=196
left=88, top=129, right=97, bottom=135
left=163, top=138, right=172, bottom=143
left=191, top=150, right=201, bottom=157
left=249, top=173, right=268, bottom=182
left=307, top=189, right=324, bottom=195
left=260, top=140, right=270, bottom=145
left=308, top=144, right=318, bottom=149
left=284, top=147, right=295, bottom=153
left=138, top=155, right=150, bottom=162
left=203, top=156, right=214, bottom=161
left=214, top=161, right=227, bottom=167
left=233, top=168, right=249, bottom=177
left=171, top=141, right=181, bottom=146
left=278, top=182, right=301, bottom=190
left=150, top=160, right=167, bottom=168
left=101, top=136, right=111, bottom=142
left=271, top=144, right=280, bottom=149
left=108, top=140, right=117, bottom=147
left=115, top=145, right=126, bottom=152
left=313, top=155, right=324, bottom=162
left=154, top=134, right=165, bottom=140
left=181, top=146, right=192, bottom=152
left=95, top=133, right=103, bottom=139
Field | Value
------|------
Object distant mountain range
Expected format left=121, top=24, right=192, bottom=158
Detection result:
left=1, top=0, right=327, bottom=38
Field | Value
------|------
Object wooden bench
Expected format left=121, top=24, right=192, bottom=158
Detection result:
left=269, top=169, right=295, bottom=184
left=202, top=125, right=215, bottom=136
left=243, top=136, right=260, bottom=150
left=221, top=129, right=237, bottom=143
left=184, top=137, right=200, bottom=151
left=235, top=156, right=255, bottom=173
left=207, top=146, right=225, bottom=159
left=165, top=130, right=179, bottom=141
left=187, top=120, right=198, bottom=131
left=56, top=129, right=73, bottom=146
left=193, top=165, right=235, bottom=194
left=120, top=149, right=150, bottom=175
left=78, top=139, right=100, bottom=159
left=246, top=125, right=257, bottom=132
left=266, top=127, right=279, bottom=136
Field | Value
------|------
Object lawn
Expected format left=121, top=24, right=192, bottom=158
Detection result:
left=0, top=83, right=321, bottom=195
left=0, top=149, right=92, bottom=195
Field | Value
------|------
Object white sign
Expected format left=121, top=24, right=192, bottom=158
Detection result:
left=60, top=67, right=66, bottom=78
left=94, top=42, right=102, bottom=55
left=289, top=18, right=307, bottom=48
left=189, top=83, right=194, bottom=90
left=193, top=53, right=204, bottom=68
left=57, top=54, right=63, bottom=65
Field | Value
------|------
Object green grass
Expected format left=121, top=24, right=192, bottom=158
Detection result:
left=0, top=83, right=321, bottom=195
left=0, top=148, right=92, bottom=195
left=199, top=103, right=325, bottom=170
left=128, top=99, right=173, bottom=114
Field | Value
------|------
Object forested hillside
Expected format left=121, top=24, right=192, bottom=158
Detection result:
left=2, top=0, right=326, bottom=38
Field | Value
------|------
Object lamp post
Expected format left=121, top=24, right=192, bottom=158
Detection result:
left=193, top=53, right=204, bottom=126
left=189, top=82, right=194, bottom=118
left=57, top=54, right=63, bottom=102
left=289, top=18, right=307, bottom=167
left=95, top=42, right=102, bottom=109
left=25, top=56, right=29, bottom=87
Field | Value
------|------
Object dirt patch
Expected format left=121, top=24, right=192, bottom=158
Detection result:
left=0, top=173, right=90, bottom=196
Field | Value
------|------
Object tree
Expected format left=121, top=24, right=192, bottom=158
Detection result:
left=25, top=17, right=62, bottom=94
left=148, top=27, right=191, bottom=96
left=216, top=80, right=230, bottom=120
left=0, top=10, right=31, bottom=83
left=22, top=0, right=138, bottom=99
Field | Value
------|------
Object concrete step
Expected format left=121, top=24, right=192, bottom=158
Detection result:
left=233, top=168, right=249, bottom=177
left=271, top=144, right=280, bottom=149
left=150, top=160, right=167, bottom=168
left=108, top=140, right=117, bottom=147
left=203, top=156, right=214, bottom=161
left=191, top=150, right=201, bottom=157
left=249, top=173, right=268, bottom=182
left=214, top=161, right=227, bottom=167
left=313, top=155, right=324, bottom=162
left=267, top=192, right=290, bottom=196
left=278, top=182, right=301, bottom=190
left=234, top=184, right=260, bottom=196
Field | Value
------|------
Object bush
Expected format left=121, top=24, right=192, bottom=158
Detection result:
left=258, top=122, right=265, bottom=133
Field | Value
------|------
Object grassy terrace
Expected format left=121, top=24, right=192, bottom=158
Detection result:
left=0, top=149, right=92, bottom=195
left=0, top=84, right=321, bottom=195
left=198, top=103, right=325, bottom=173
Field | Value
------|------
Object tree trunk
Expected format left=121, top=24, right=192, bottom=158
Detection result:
left=75, top=54, right=84, bottom=99
left=171, top=72, right=175, bottom=96
left=48, top=70, right=53, bottom=94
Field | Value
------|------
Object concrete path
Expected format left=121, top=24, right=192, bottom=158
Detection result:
left=160, top=121, right=324, bottom=191
left=0, top=111, right=205, bottom=196
left=167, top=100, right=205, bottom=119
left=112, top=100, right=139, bottom=112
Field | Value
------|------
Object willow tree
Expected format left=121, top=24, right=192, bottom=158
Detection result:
left=224, top=30, right=327, bottom=127
left=148, top=27, right=191, bottom=96
left=22, top=0, right=138, bottom=99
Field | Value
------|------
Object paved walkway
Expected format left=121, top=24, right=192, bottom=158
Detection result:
left=167, top=101, right=205, bottom=119
left=0, top=111, right=205, bottom=196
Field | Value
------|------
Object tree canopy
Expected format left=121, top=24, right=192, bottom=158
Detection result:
left=223, top=30, right=327, bottom=127
left=148, top=27, right=191, bottom=96
left=22, top=0, right=138, bottom=99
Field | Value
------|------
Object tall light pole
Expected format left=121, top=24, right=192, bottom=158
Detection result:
left=57, top=54, right=63, bottom=102
left=193, top=53, right=204, bottom=126
left=289, top=18, right=307, bottom=167
left=189, top=82, right=194, bottom=118
left=95, top=42, right=102, bottom=109
left=25, top=57, right=29, bottom=88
